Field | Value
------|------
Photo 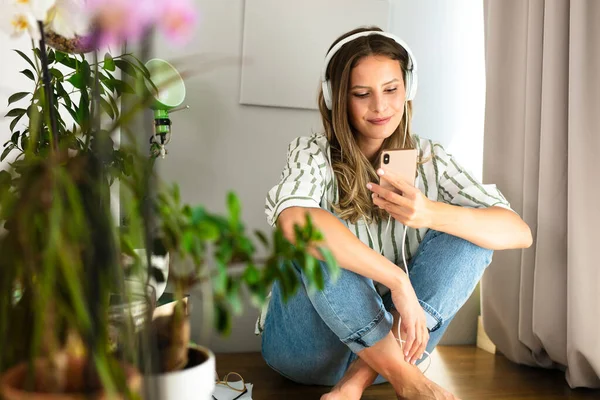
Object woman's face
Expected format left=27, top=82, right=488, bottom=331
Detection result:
left=347, top=55, right=405, bottom=157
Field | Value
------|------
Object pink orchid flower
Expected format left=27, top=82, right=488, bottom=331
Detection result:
left=156, top=0, right=198, bottom=45
left=86, top=0, right=156, bottom=47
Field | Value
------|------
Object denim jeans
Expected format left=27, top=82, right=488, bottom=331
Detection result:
left=260, top=229, right=493, bottom=386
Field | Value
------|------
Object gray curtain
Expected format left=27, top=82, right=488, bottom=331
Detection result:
left=481, top=0, right=600, bottom=389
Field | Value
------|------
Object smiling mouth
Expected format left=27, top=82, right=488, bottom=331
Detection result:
left=368, top=117, right=392, bottom=125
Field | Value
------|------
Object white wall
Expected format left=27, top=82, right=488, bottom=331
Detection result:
left=0, top=35, right=32, bottom=170
left=152, top=0, right=487, bottom=352
left=0, top=0, right=487, bottom=353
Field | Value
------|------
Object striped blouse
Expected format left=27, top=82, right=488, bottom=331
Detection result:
left=255, top=132, right=512, bottom=334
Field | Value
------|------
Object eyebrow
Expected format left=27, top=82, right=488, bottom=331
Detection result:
left=351, top=78, right=400, bottom=90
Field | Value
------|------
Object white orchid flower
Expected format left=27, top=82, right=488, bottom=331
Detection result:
left=0, top=4, right=41, bottom=39
left=0, top=0, right=56, bottom=40
left=46, top=0, right=89, bottom=38
left=13, top=0, right=56, bottom=20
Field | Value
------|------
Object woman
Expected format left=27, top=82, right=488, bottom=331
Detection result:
left=258, top=26, right=532, bottom=400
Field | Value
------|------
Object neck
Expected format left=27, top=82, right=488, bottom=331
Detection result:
left=356, top=137, right=384, bottom=161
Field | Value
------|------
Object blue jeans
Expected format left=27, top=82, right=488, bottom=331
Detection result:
left=261, top=229, right=493, bottom=386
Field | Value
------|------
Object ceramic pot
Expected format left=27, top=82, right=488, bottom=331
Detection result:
left=150, top=345, right=215, bottom=400
left=0, top=357, right=141, bottom=400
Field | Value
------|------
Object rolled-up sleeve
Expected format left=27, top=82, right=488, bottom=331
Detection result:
left=265, top=136, right=327, bottom=227
left=433, top=142, right=512, bottom=211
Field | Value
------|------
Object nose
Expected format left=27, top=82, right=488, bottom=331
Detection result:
left=370, top=91, right=388, bottom=113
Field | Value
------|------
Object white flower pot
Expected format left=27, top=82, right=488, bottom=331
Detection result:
left=151, top=345, right=216, bottom=400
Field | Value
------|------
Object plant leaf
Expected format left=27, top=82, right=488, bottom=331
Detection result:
left=318, top=247, right=340, bottom=281
left=8, top=92, right=29, bottom=105
left=100, top=97, right=115, bottom=119
left=20, top=69, right=35, bottom=81
left=56, top=53, right=78, bottom=69
left=254, top=230, right=270, bottom=249
left=103, top=53, right=115, bottom=71
left=4, top=108, right=26, bottom=118
left=214, top=302, right=231, bottom=335
left=197, top=221, right=219, bottom=241
left=313, top=260, right=325, bottom=290
left=227, top=192, right=241, bottom=224
left=1, top=145, right=15, bottom=162
left=243, top=263, right=260, bottom=285
left=49, top=68, right=63, bottom=80
left=9, top=113, right=24, bottom=132
left=114, top=59, right=137, bottom=78
left=112, top=79, right=135, bottom=95
left=76, top=91, right=89, bottom=125
left=14, top=49, right=36, bottom=71
left=67, top=72, right=85, bottom=89
left=108, top=94, right=119, bottom=118
left=10, top=131, right=20, bottom=145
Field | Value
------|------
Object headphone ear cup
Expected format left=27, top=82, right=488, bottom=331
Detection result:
left=322, top=80, right=333, bottom=110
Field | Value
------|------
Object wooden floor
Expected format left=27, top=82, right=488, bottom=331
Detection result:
left=216, top=346, right=600, bottom=399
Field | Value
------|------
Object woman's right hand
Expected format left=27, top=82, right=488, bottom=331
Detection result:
left=390, top=278, right=429, bottom=365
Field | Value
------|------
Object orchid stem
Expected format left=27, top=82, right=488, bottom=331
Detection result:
left=37, top=22, right=59, bottom=152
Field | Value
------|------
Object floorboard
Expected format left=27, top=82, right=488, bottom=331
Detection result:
left=215, top=346, right=600, bottom=399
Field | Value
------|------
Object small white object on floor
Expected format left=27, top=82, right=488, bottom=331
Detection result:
left=212, top=383, right=253, bottom=400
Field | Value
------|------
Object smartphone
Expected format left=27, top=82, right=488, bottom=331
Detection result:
left=379, top=149, right=418, bottom=194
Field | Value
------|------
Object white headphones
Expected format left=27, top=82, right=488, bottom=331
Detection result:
left=321, top=31, right=418, bottom=110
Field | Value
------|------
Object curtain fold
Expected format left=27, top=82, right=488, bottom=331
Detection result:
left=481, top=0, right=600, bottom=388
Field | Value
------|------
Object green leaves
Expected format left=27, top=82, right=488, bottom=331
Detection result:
left=1, top=145, right=15, bottom=162
left=103, top=53, right=115, bottom=71
left=67, top=72, right=85, bottom=89
left=8, top=92, right=29, bottom=105
left=20, top=69, right=35, bottom=81
left=114, top=59, right=137, bottom=78
left=5, top=108, right=26, bottom=118
left=14, top=49, right=36, bottom=71
left=227, top=192, right=241, bottom=224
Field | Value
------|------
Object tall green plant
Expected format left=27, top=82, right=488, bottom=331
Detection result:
left=0, top=1, right=340, bottom=395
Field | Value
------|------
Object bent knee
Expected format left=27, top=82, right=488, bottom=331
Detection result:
left=261, top=347, right=343, bottom=386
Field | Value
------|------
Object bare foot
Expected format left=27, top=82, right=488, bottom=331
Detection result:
left=320, top=385, right=363, bottom=400
left=394, top=365, right=460, bottom=400
left=320, top=355, right=377, bottom=400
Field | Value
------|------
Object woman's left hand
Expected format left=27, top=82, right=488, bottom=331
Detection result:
left=367, top=167, right=435, bottom=229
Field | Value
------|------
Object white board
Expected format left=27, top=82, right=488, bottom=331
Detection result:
left=240, top=0, right=391, bottom=110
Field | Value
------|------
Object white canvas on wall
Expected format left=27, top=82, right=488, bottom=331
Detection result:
left=240, top=0, right=391, bottom=110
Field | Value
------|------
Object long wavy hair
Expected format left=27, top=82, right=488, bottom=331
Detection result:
left=319, top=26, right=419, bottom=224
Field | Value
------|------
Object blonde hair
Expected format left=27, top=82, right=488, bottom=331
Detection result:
left=318, top=26, right=422, bottom=224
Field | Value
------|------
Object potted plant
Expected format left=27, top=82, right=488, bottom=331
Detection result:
left=0, top=1, right=339, bottom=399
left=141, top=186, right=338, bottom=400
left=0, top=0, right=194, bottom=398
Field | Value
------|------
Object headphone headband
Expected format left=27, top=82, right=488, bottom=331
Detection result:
left=321, top=31, right=418, bottom=110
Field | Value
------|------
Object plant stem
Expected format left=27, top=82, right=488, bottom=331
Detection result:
left=37, top=21, right=59, bottom=152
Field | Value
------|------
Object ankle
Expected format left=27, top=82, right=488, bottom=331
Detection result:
left=332, top=382, right=364, bottom=398
left=389, top=363, right=431, bottom=395
left=332, top=361, right=373, bottom=395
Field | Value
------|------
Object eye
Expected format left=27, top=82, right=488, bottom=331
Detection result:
left=385, top=87, right=398, bottom=93
left=353, top=92, right=369, bottom=98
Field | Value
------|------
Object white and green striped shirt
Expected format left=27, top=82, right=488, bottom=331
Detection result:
left=255, top=133, right=512, bottom=334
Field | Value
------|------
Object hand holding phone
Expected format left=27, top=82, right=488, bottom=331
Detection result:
left=379, top=149, right=418, bottom=195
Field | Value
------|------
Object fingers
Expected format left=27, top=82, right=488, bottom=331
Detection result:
left=368, top=182, right=412, bottom=205
left=377, top=168, right=416, bottom=194
left=406, top=324, right=421, bottom=364
left=402, top=320, right=428, bottom=365
left=416, top=328, right=429, bottom=363
left=401, top=319, right=416, bottom=363
left=372, top=193, right=415, bottom=225
left=411, top=326, right=429, bottom=365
